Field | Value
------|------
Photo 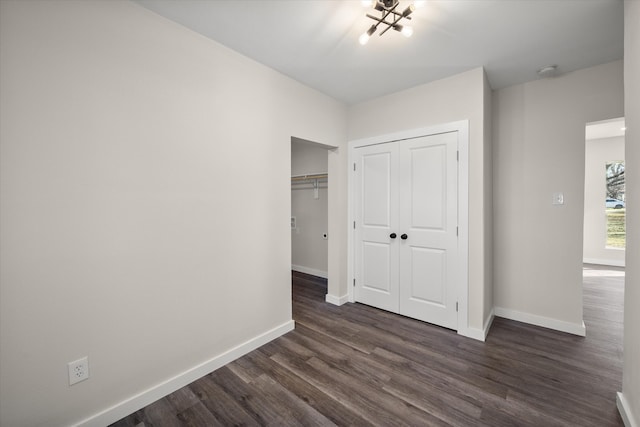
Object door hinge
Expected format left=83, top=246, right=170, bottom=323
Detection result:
left=353, top=163, right=356, bottom=171
left=457, top=150, right=459, bottom=161
left=353, top=221, right=356, bottom=229
left=456, top=302, right=459, bottom=312
left=353, top=278, right=356, bottom=287
left=456, top=226, right=459, bottom=236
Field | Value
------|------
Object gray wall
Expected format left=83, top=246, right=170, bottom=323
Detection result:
left=291, top=141, right=329, bottom=277
left=621, top=1, right=640, bottom=423
left=0, top=1, right=347, bottom=425
left=493, top=60, right=624, bottom=333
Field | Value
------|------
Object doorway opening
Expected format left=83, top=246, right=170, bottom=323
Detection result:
left=582, top=118, right=625, bottom=357
left=291, top=137, right=331, bottom=283
left=583, top=117, right=626, bottom=267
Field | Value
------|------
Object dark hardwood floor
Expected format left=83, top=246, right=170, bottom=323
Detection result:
left=111, top=265, right=624, bottom=426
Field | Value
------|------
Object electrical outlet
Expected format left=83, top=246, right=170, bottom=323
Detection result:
left=68, top=356, right=89, bottom=385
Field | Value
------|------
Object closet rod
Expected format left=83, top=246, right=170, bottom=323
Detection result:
left=291, top=173, right=327, bottom=200
left=291, top=173, right=328, bottom=182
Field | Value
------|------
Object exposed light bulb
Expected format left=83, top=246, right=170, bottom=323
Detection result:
left=401, top=26, right=414, bottom=37
left=402, top=4, right=415, bottom=16
left=413, top=0, right=426, bottom=8
left=361, top=0, right=374, bottom=7
left=360, top=25, right=376, bottom=45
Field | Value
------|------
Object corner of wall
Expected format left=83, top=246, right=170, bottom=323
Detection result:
left=617, top=392, right=639, bottom=427
left=622, top=2, right=640, bottom=425
left=482, top=66, right=495, bottom=325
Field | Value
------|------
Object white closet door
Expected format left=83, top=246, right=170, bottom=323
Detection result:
left=354, top=143, right=400, bottom=313
left=353, top=131, right=459, bottom=330
left=398, top=132, right=458, bottom=330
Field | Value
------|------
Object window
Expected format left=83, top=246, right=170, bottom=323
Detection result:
left=605, top=161, right=625, bottom=248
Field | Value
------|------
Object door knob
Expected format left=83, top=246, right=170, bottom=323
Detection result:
left=401, top=234, right=408, bottom=240
left=390, top=233, right=397, bottom=239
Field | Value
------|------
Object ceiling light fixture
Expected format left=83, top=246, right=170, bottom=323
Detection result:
left=359, top=0, right=418, bottom=44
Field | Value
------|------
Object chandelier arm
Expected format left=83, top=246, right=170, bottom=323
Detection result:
left=366, top=12, right=410, bottom=24
left=379, top=13, right=405, bottom=36
left=386, top=10, right=412, bottom=20
left=365, top=13, right=390, bottom=25
left=369, top=2, right=398, bottom=36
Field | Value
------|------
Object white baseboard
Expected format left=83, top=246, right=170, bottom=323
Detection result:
left=325, top=293, right=349, bottom=306
left=459, top=309, right=494, bottom=342
left=292, top=264, right=328, bottom=279
left=494, top=307, right=586, bottom=337
left=617, top=392, right=638, bottom=427
left=73, top=320, right=295, bottom=427
left=482, top=308, right=495, bottom=340
left=583, top=258, right=625, bottom=267
left=459, top=327, right=485, bottom=341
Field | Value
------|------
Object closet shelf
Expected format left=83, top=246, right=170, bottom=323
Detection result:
left=291, top=173, right=328, bottom=200
left=291, top=173, right=328, bottom=183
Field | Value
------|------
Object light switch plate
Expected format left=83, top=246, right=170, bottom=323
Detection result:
left=552, top=192, right=564, bottom=205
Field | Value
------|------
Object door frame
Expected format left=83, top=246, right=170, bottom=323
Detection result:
left=347, top=120, right=470, bottom=337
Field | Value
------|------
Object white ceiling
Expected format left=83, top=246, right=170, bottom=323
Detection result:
left=134, top=0, right=623, bottom=105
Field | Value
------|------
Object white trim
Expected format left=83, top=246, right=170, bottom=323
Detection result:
left=72, top=320, right=295, bottom=427
left=459, top=308, right=494, bottom=341
left=456, top=122, right=470, bottom=336
left=482, top=308, right=495, bottom=340
left=617, top=392, right=639, bottom=427
left=346, top=120, right=470, bottom=334
left=583, top=258, right=625, bottom=267
left=459, top=327, right=485, bottom=341
left=494, top=307, right=586, bottom=336
left=292, top=264, right=328, bottom=279
left=325, top=294, right=349, bottom=306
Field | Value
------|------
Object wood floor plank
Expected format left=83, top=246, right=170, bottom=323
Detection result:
left=189, top=375, right=260, bottom=426
left=165, top=387, right=200, bottom=414
left=246, top=348, right=372, bottom=426
left=250, top=374, right=337, bottom=427
left=188, top=374, right=261, bottom=426
left=111, top=267, right=624, bottom=426
left=207, top=367, right=289, bottom=425
left=175, top=402, right=224, bottom=427
left=137, top=397, right=183, bottom=427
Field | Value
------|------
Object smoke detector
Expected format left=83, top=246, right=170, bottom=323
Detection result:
left=537, top=65, right=558, bottom=78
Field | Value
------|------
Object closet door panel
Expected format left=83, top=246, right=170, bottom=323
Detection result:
left=354, top=143, right=400, bottom=313
left=399, top=132, right=458, bottom=329
left=408, top=246, right=446, bottom=305
left=409, top=144, right=446, bottom=230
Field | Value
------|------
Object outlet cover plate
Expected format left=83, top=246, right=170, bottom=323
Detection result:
left=68, top=356, right=89, bottom=385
